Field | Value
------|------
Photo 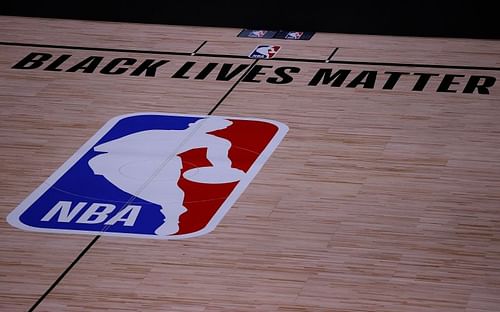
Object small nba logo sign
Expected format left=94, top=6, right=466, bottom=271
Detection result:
left=249, top=45, right=281, bottom=59
left=285, top=32, right=304, bottom=40
left=248, top=30, right=268, bottom=38
left=7, top=113, right=288, bottom=240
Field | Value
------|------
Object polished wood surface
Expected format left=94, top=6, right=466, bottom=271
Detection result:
left=1, top=16, right=500, bottom=311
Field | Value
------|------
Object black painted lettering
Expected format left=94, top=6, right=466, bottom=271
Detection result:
left=44, top=54, right=72, bottom=72
left=130, top=59, right=168, bottom=77
left=217, top=64, right=250, bottom=81
left=267, top=66, right=300, bottom=84
left=66, top=56, right=103, bottom=73
left=437, top=74, right=465, bottom=92
left=195, top=63, right=218, bottom=80
left=346, top=70, right=377, bottom=88
left=463, top=75, right=496, bottom=94
left=308, top=68, right=351, bottom=87
left=171, top=61, right=196, bottom=79
left=242, top=65, right=272, bottom=83
left=412, top=73, right=440, bottom=91
left=12, top=52, right=52, bottom=69
left=383, top=71, right=410, bottom=90
left=100, top=58, right=137, bottom=75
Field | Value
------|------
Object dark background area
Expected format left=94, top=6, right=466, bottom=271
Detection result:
left=2, top=2, right=499, bottom=39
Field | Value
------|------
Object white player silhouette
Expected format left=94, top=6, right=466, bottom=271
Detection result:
left=88, top=117, right=245, bottom=236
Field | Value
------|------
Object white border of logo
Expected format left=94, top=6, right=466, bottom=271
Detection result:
left=7, top=112, right=288, bottom=240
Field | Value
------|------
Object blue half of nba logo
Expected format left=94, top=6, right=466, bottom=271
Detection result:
left=7, top=113, right=288, bottom=239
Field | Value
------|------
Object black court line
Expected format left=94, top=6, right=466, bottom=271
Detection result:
left=2, top=41, right=500, bottom=72
left=325, top=48, right=339, bottom=63
left=191, top=41, right=207, bottom=55
left=28, top=236, right=100, bottom=312
left=0, top=41, right=191, bottom=57
left=27, top=53, right=257, bottom=312
left=328, top=59, right=500, bottom=71
left=193, top=53, right=249, bottom=60
left=208, top=59, right=259, bottom=115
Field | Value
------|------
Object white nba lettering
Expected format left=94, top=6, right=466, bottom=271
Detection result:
left=41, top=201, right=88, bottom=222
left=76, top=203, right=115, bottom=224
left=104, top=205, right=141, bottom=226
left=41, top=201, right=141, bottom=226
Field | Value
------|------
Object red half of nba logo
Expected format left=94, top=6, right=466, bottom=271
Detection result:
left=7, top=113, right=288, bottom=240
left=249, top=45, right=281, bottom=59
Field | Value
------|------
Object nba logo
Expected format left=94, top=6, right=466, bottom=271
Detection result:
left=7, top=113, right=288, bottom=239
left=285, top=32, right=304, bottom=40
left=249, top=45, right=281, bottom=59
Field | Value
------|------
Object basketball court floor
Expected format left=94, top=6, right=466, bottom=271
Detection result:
left=1, top=16, right=500, bottom=311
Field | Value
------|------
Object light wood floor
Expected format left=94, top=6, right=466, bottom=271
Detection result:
left=1, top=16, right=500, bottom=311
